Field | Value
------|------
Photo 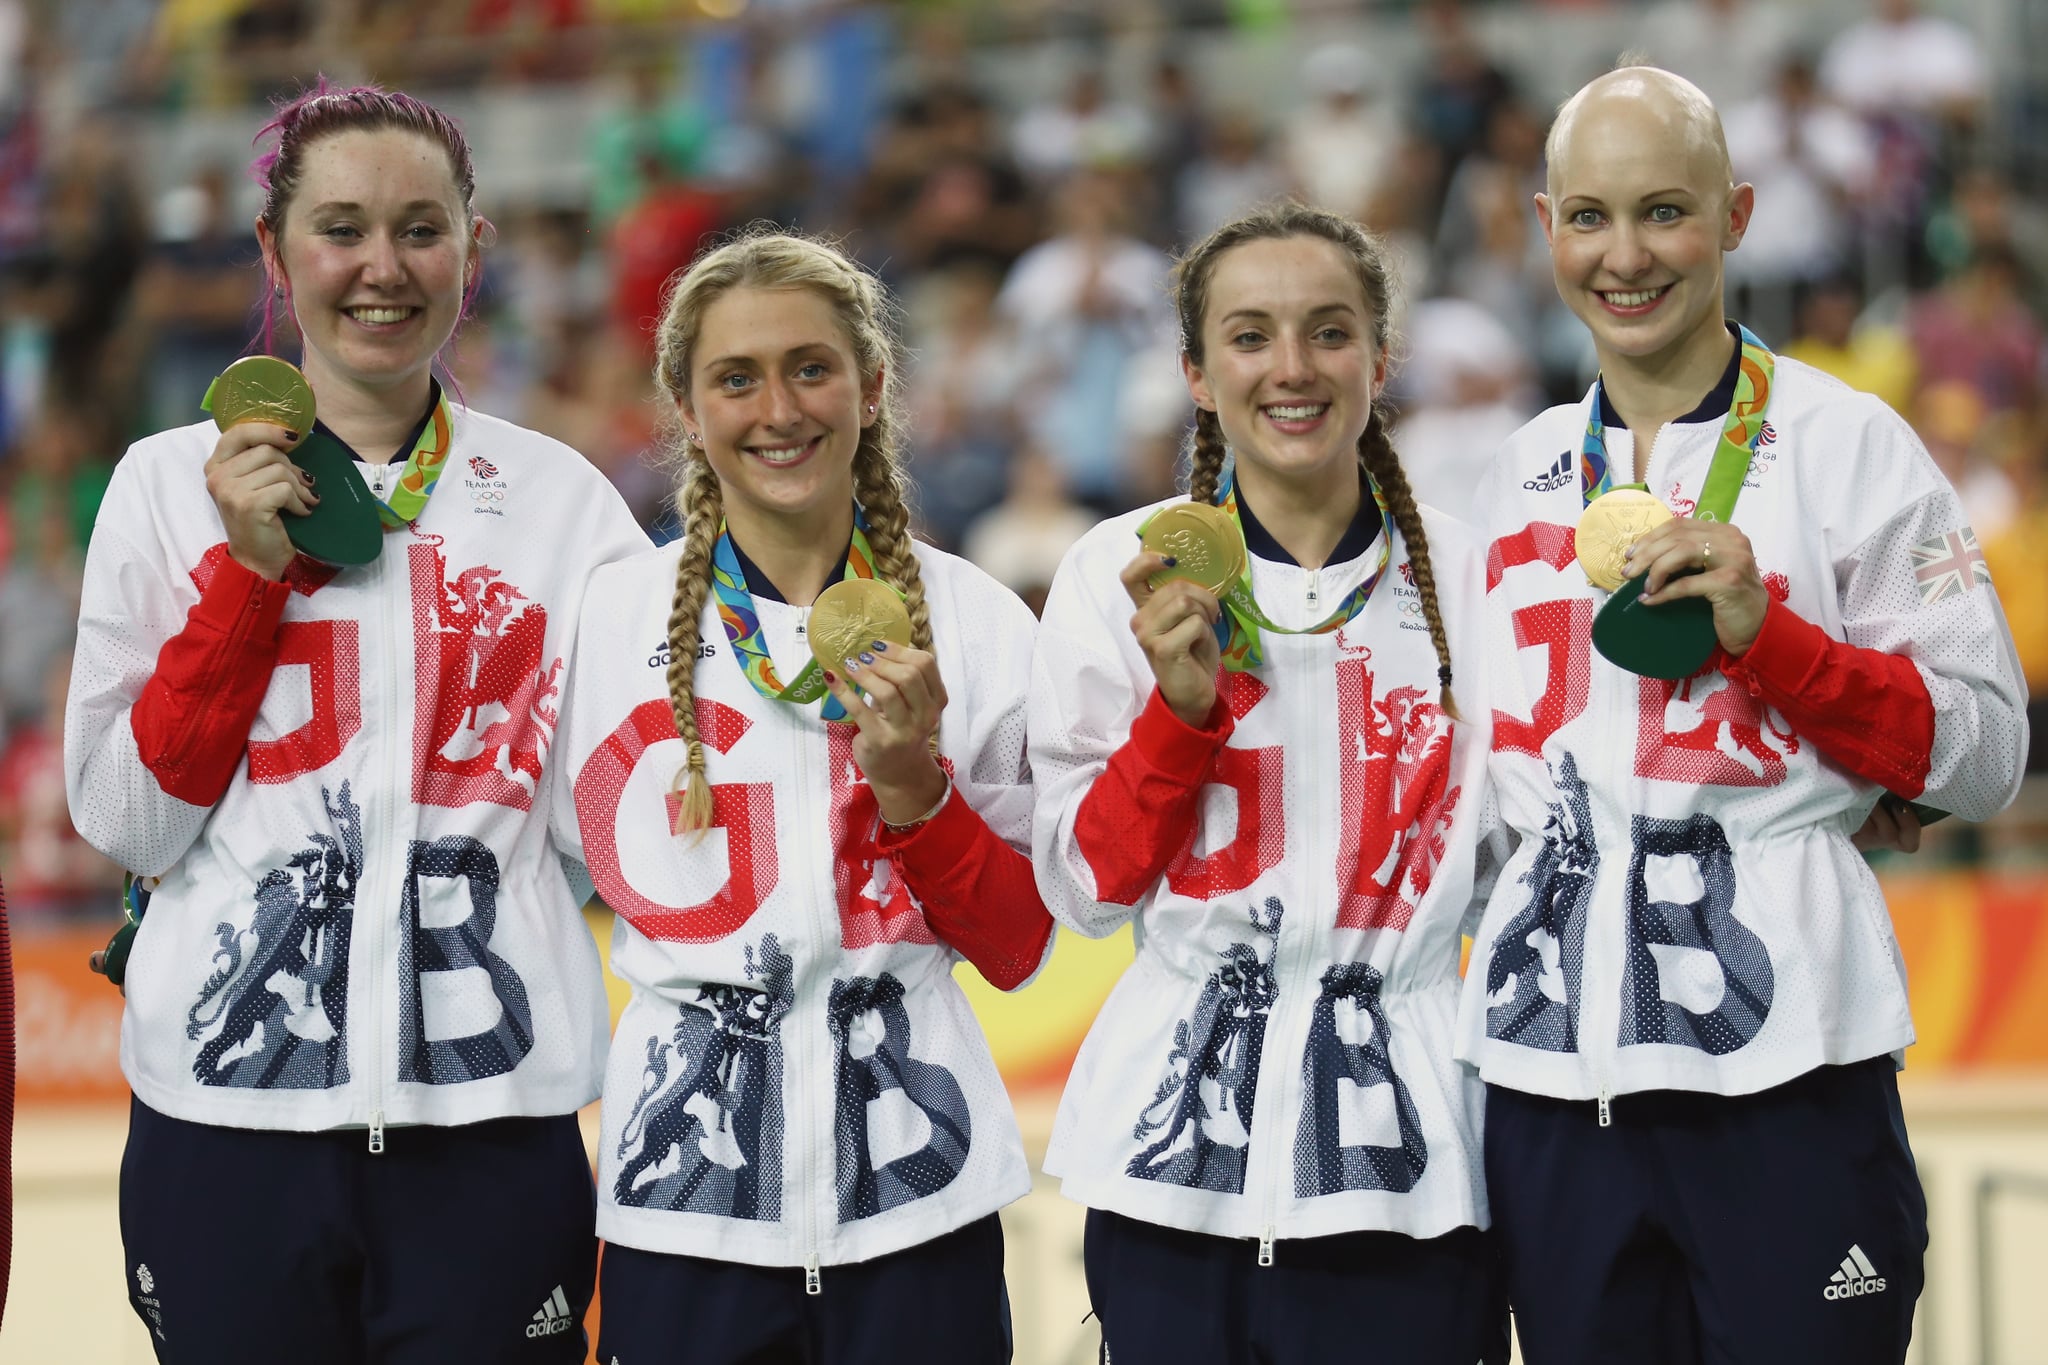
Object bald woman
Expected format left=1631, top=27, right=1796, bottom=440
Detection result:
left=1455, top=66, right=2027, bottom=1365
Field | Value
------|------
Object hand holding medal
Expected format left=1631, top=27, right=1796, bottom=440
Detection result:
left=813, top=579, right=950, bottom=818
left=1621, top=514, right=1769, bottom=654
left=203, top=356, right=383, bottom=569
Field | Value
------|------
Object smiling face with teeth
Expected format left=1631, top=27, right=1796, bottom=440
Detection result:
left=258, top=128, right=475, bottom=411
left=679, top=284, right=882, bottom=547
left=1537, top=69, right=1752, bottom=389
left=1182, top=234, right=1387, bottom=514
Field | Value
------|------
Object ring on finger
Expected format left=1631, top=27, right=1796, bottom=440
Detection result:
left=1702, top=542, right=1713, bottom=566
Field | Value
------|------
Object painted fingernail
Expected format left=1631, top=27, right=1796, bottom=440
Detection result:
left=844, top=657, right=860, bottom=673
left=858, top=651, right=875, bottom=665
left=871, top=640, right=888, bottom=652
left=283, top=430, right=299, bottom=441
left=823, top=670, right=837, bottom=684
left=1163, top=556, right=1178, bottom=567
left=299, top=469, right=315, bottom=485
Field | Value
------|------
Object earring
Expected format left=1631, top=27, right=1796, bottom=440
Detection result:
left=866, top=403, right=877, bottom=415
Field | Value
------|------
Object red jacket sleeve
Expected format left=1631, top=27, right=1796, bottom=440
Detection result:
left=877, top=787, right=1053, bottom=992
left=130, top=553, right=293, bottom=805
left=1071, top=687, right=1234, bottom=907
left=1718, top=597, right=1935, bottom=797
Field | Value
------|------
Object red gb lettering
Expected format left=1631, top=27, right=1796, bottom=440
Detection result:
left=1634, top=672, right=1797, bottom=787
left=829, top=726, right=941, bottom=950
left=1335, top=657, right=1460, bottom=933
left=1494, top=599, right=1592, bottom=756
left=573, top=698, right=779, bottom=943
left=410, top=540, right=564, bottom=812
left=1165, top=672, right=1284, bottom=898
left=1487, top=524, right=1591, bottom=757
left=248, top=621, right=362, bottom=784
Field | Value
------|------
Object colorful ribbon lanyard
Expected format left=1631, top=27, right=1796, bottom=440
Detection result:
left=1580, top=323, right=1776, bottom=521
left=369, top=390, right=456, bottom=529
left=710, top=508, right=881, bottom=722
left=1211, top=467, right=1391, bottom=671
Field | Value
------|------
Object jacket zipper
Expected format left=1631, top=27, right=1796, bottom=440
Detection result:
left=793, top=708, right=827, bottom=1292
left=1250, top=635, right=1322, bottom=1265
left=367, top=518, right=401, bottom=1151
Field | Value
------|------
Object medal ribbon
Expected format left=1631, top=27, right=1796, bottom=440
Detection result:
left=1209, top=467, right=1391, bottom=671
left=1580, top=323, right=1776, bottom=519
left=711, top=507, right=882, bottom=722
left=370, top=390, right=456, bottom=529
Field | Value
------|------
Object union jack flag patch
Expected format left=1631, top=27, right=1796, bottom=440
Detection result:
left=1911, top=527, right=1991, bottom=605
left=468, top=455, right=499, bottom=479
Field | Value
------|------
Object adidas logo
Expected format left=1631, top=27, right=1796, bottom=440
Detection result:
left=526, top=1285, right=575, bottom=1338
left=1823, top=1245, right=1887, bottom=1300
left=1525, top=450, right=1573, bottom=492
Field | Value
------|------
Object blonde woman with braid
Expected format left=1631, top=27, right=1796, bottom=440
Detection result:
left=550, top=230, right=1052, bottom=1363
left=1029, top=202, right=1508, bottom=1365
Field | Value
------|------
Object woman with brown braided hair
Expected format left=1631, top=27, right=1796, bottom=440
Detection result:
left=1028, top=202, right=1508, bottom=1364
left=550, top=230, right=1052, bottom=1363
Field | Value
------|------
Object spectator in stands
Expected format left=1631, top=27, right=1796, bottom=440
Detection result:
left=134, top=164, right=263, bottom=432
left=960, top=444, right=1096, bottom=616
left=1012, top=65, right=1151, bottom=187
left=1721, top=56, right=1876, bottom=341
left=903, top=262, right=1022, bottom=548
left=0, top=650, right=118, bottom=926
left=1174, top=109, right=1288, bottom=244
left=1819, top=0, right=1986, bottom=125
left=1631, top=0, right=1795, bottom=110
left=1392, top=296, right=1539, bottom=525
left=1782, top=273, right=1917, bottom=416
left=1409, top=0, right=1513, bottom=190
left=1909, top=245, right=2043, bottom=416
left=1282, top=41, right=1398, bottom=227
left=997, top=167, right=1174, bottom=511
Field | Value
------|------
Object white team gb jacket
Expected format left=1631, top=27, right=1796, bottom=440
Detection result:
left=1031, top=495, right=1495, bottom=1246
left=1458, top=358, right=2029, bottom=1104
left=66, top=409, right=649, bottom=1134
left=552, top=539, right=1044, bottom=1271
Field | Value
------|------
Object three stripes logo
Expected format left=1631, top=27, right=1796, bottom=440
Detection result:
left=527, top=1285, right=575, bottom=1338
left=1525, top=450, right=1573, bottom=492
left=1823, top=1245, right=1887, bottom=1300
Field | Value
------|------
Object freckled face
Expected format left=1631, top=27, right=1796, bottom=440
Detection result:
left=260, top=128, right=474, bottom=400
left=1183, top=235, right=1387, bottom=500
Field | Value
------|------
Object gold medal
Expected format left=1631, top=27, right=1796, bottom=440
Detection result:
left=1576, top=488, right=1673, bottom=591
left=1141, top=502, right=1247, bottom=596
left=211, top=355, right=317, bottom=435
left=808, top=578, right=913, bottom=674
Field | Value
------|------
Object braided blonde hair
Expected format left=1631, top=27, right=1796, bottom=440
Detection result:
left=652, top=229, right=928, bottom=835
left=1173, top=203, right=1460, bottom=720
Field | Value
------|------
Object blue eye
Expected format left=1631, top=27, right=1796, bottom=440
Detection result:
left=1647, top=204, right=1683, bottom=224
left=797, top=362, right=827, bottom=380
left=720, top=372, right=753, bottom=391
left=1571, top=209, right=1604, bottom=229
left=1314, top=325, right=1349, bottom=344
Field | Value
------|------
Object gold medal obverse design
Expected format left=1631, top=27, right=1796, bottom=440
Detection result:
left=212, top=355, right=316, bottom=436
left=1142, top=502, right=1247, bottom=596
left=809, top=578, right=913, bottom=674
left=1576, top=488, right=1674, bottom=591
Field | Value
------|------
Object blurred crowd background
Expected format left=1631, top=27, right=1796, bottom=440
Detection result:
left=0, top=0, right=2044, bottom=929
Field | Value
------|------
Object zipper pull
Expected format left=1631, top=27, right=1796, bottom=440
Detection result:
left=368, top=1109, right=386, bottom=1153
left=1597, top=1091, right=1613, bottom=1128
left=1304, top=572, right=1320, bottom=611
left=1257, top=1225, right=1275, bottom=1268
left=804, top=1254, right=821, bottom=1296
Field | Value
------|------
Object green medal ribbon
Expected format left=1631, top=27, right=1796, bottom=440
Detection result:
left=1209, top=468, right=1392, bottom=671
left=1588, top=324, right=1777, bottom=680
left=711, top=508, right=883, bottom=722
left=369, top=391, right=456, bottom=528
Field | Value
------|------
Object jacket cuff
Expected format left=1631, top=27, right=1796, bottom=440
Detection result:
left=1720, top=597, right=1823, bottom=697
left=1127, top=686, right=1233, bottom=784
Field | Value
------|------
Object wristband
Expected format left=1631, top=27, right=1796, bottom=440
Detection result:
left=881, top=774, right=953, bottom=832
